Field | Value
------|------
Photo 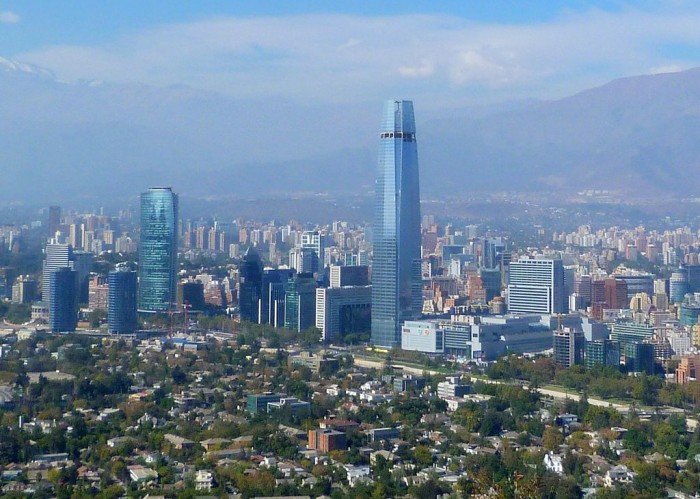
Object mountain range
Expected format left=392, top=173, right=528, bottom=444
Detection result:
left=2, top=56, right=700, bottom=205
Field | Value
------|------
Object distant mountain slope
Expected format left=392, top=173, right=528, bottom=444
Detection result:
left=2, top=57, right=700, bottom=203
left=422, top=68, right=700, bottom=195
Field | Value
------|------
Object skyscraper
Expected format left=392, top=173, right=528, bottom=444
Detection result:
left=42, top=242, right=73, bottom=306
left=49, top=267, right=78, bottom=333
left=238, top=247, right=263, bottom=323
left=507, top=257, right=566, bottom=315
left=371, top=100, right=422, bottom=348
left=108, top=268, right=138, bottom=334
left=138, top=187, right=178, bottom=313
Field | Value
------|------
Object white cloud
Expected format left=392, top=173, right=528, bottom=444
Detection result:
left=0, top=10, right=19, bottom=23
left=14, top=8, right=700, bottom=106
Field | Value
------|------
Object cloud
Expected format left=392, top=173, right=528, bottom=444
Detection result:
left=14, top=8, right=700, bottom=106
left=0, top=10, right=19, bottom=23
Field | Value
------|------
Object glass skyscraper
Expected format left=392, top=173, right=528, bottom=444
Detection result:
left=49, top=267, right=78, bottom=333
left=109, top=268, right=138, bottom=334
left=138, top=187, right=178, bottom=313
left=371, top=100, right=422, bottom=348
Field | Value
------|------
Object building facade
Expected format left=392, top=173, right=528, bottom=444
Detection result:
left=138, top=187, right=178, bottom=313
left=316, top=285, right=372, bottom=343
left=108, top=268, right=138, bottom=334
left=507, top=258, right=565, bottom=315
left=49, top=267, right=78, bottom=333
left=371, top=100, right=422, bottom=348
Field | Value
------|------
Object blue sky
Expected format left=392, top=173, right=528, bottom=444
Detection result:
left=3, top=1, right=700, bottom=106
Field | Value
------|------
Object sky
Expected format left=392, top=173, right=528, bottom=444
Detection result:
left=3, top=1, right=700, bottom=107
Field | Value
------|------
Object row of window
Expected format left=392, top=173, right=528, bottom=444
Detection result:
left=379, top=132, right=416, bottom=141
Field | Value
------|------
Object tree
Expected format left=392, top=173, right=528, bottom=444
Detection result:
left=171, top=365, right=187, bottom=385
left=543, top=427, right=564, bottom=452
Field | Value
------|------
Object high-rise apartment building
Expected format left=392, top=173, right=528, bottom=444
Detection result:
left=108, top=268, right=138, bottom=334
left=138, top=187, right=178, bottom=313
left=507, top=258, right=565, bottom=315
left=553, top=328, right=585, bottom=367
left=371, top=100, right=422, bottom=348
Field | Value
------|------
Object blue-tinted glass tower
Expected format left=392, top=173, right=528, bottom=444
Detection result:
left=371, top=100, right=422, bottom=348
left=49, top=267, right=78, bottom=332
left=109, top=268, right=138, bottom=334
left=138, top=187, right=178, bottom=313
left=239, top=247, right=264, bottom=323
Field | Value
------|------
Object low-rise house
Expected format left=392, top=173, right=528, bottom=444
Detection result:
left=605, top=465, right=636, bottom=487
left=343, top=464, right=371, bottom=487
left=128, top=465, right=158, bottom=484
left=544, top=453, right=564, bottom=474
left=200, top=438, right=231, bottom=451
left=164, top=434, right=195, bottom=450
left=195, top=470, right=214, bottom=491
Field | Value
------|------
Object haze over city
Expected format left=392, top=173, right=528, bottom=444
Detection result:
left=4, top=1, right=700, bottom=203
left=3, top=3, right=700, bottom=499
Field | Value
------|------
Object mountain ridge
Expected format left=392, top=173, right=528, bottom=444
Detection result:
left=2, top=58, right=700, bottom=203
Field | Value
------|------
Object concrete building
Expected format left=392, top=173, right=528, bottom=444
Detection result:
left=553, top=328, right=585, bottom=367
left=316, top=285, right=371, bottom=343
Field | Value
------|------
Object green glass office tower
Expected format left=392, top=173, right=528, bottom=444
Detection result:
left=138, top=187, right=178, bottom=313
left=371, top=100, right=422, bottom=348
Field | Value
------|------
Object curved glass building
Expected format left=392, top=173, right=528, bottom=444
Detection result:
left=138, top=187, right=178, bottom=313
left=371, top=100, right=422, bottom=348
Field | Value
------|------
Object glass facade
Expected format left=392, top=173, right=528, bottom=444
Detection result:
left=371, top=100, right=422, bottom=348
left=49, top=267, right=78, bottom=332
left=284, top=273, right=318, bottom=332
left=108, top=269, right=138, bottom=334
left=138, top=187, right=178, bottom=312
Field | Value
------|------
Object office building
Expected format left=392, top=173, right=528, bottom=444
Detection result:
left=371, top=100, right=422, bottom=348
left=403, top=315, right=553, bottom=360
left=260, top=268, right=294, bottom=327
left=176, top=280, right=206, bottom=310
left=48, top=206, right=61, bottom=237
left=401, top=320, right=444, bottom=353
left=284, top=273, right=317, bottom=332
left=12, top=276, right=36, bottom=304
left=49, top=267, right=78, bottom=332
left=507, top=258, right=565, bottom=315
left=585, top=339, right=621, bottom=369
left=330, top=265, right=369, bottom=288
left=301, top=231, right=325, bottom=274
left=108, top=269, right=138, bottom=334
left=553, top=328, right=585, bottom=367
left=238, top=248, right=264, bottom=323
left=138, top=187, right=178, bottom=313
left=437, top=377, right=471, bottom=399
left=670, top=267, right=689, bottom=305
left=42, top=243, right=73, bottom=306
left=679, top=293, right=700, bottom=327
left=72, top=250, right=94, bottom=304
left=316, top=285, right=371, bottom=343
left=308, top=429, right=346, bottom=453
left=622, top=342, right=655, bottom=374
left=480, top=268, right=501, bottom=302
left=246, top=392, right=283, bottom=414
